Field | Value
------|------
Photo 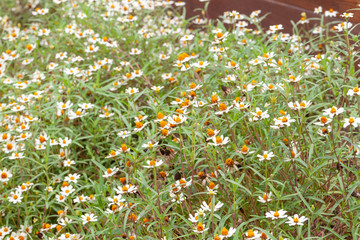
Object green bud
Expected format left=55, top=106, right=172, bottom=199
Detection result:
left=271, top=97, right=276, bottom=104
left=76, top=210, right=80, bottom=216
left=311, top=204, right=315, bottom=211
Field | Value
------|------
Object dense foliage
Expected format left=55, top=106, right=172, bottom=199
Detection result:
left=1, top=0, right=360, bottom=239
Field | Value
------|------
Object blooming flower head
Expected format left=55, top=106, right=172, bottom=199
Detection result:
left=245, top=229, right=261, bottom=239
left=0, top=168, right=12, bottom=182
left=266, top=209, right=287, bottom=220
left=193, top=222, right=208, bottom=233
left=314, top=116, right=332, bottom=126
left=144, top=159, right=164, bottom=168
left=347, top=86, right=360, bottom=96
left=258, top=192, right=272, bottom=203
left=343, top=117, right=360, bottom=128
left=209, top=135, right=230, bottom=146
left=220, top=226, right=236, bottom=238
left=285, top=214, right=308, bottom=226
left=81, top=213, right=98, bottom=225
left=257, top=151, right=275, bottom=161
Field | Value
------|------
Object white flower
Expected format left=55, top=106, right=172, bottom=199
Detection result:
left=144, top=159, right=164, bottom=168
left=220, top=227, right=236, bottom=238
left=81, top=213, right=98, bottom=225
left=74, top=195, right=88, bottom=204
left=115, top=184, right=138, bottom=194
left=343, top=117, right=360, bottom=128
left=215, top=103, right=233, bottom=115
left=317, top=127, right=332, bottom=136
left=129, top=48, right=142, bottom=55
left=99, top=112, right=115, bottom=118
left=314, top=6, right=322, bottom=14
left=0, top=168, right=12, bottom=182
left=245, top=230, right=261, bottom=239
left=323, top=106, right=344, bottom=118
left=325, top=9, right=338, bottom=17
left=250, top=108, right=270, bottom=121
left=103, top=167, right=119, bottom=178
left=63, top=159, right=75, bottom=167
left=193, top=223, right=208, bottom=233
left=188, top=213, right=200, bottom=223
left=151, top=86, right=164, bottom=92
left=257, top=151, right=275, bottom=161
left=168, top=115, right=187, bottom=125
left=79, top=103, right=94, bottom=110
left=285, top=214, right=308, bottom=226
left=314, top=116, right=332, bottom=126
left=8, top=191, right=23, bottom=204
left=248, top=58, right=263, bottom=65
left=201, top=201, right=224, bottom=212
left=341, top=12, right=354, bottom=18
left=56, top=194, right=67, bottom=203
left=283, top=75, right=302, bottom=83
left=271, top=115, right=296, bottom=129
left=258, top=192, right=272, bottom=203
left=347, top=87, right=360, bottom=96
left=64, top=173, right=80, bottom=183
left=57, top=101, right=73, bottom=110
left=180, top=35, right=194, bottom=41
left=48, top=62, right=58, bottom=70
left=61, top=185, right=75, bottom=196
left=208, top=135, right=230, bottom=146
left=117, top=130, right=131, bottom=138
left=191, top=61, right=209, bottom=68
left=125, top=87, right=139, bottom=95
left=234, top=102, right=249, bottom=110
left=133, top=121, right=149, bottom=132
left=265, top=209, right=287, bottom=220
left=59, top=137, right=72, bottom=147
left=9, top=152, right=25, bottom=159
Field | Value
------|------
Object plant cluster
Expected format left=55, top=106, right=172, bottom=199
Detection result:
left=0, top=0, right=360, bottom=239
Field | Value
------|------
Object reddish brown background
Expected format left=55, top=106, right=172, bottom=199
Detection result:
left=183, top=0, right=359, bottom=31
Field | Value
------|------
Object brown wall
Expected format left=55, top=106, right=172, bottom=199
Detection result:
left=184, top=0, right=359, bottom=31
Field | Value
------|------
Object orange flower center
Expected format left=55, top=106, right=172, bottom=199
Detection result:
left=221, top=227, right=229, bottom=236
left=197, top=222, right=204, bottom=231
left=320, top=117, right=328, bottom=123
left=219, top=103, right=227, bottom=111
